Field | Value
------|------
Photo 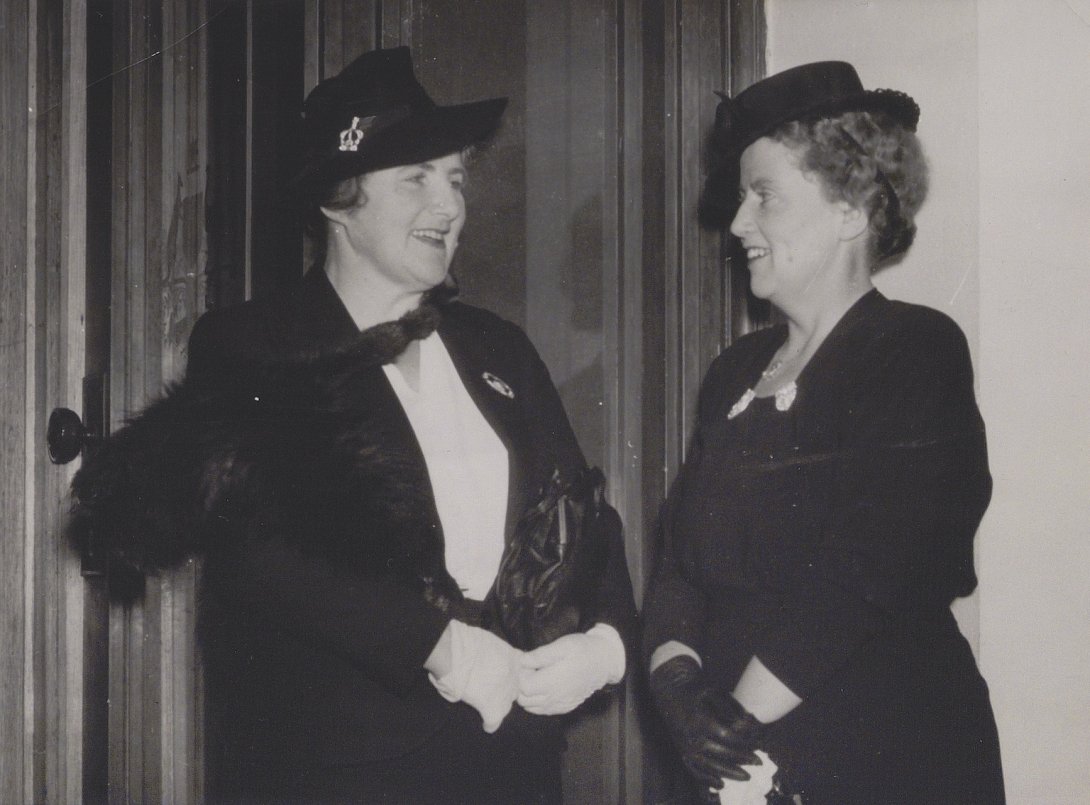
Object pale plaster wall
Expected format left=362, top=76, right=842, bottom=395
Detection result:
left=765, top=0, right=1090, bottom=800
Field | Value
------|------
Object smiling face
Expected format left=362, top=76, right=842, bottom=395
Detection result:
left=333, top=151, right=467, bottom=297
left=730, top=137, right=853, bottom=309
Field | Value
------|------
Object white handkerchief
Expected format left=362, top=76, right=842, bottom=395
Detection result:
left=717, top=750, right=777, bottom=805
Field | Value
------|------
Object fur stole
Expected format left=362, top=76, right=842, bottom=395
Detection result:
left=68, top=303, right=460, bottom=601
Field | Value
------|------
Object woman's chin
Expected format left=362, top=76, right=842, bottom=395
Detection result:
left=747, top=277, right=774, bottom=301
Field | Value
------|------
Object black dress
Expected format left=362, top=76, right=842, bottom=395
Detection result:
left=643, top=290, right=1004, bottom=805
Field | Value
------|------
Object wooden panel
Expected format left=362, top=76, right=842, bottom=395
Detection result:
left=54, top=4, right=90, bottom=802
left=664, top=0, right=726, bottom=472
left=724, top=0, right=768, bottom=339
left=28, top=1, right=89, bottom=802
left=158, top=5, right=208, bottom=801
left=0, top=0, right=92, bottom=802
left=648, top=3, right=765, bottom=802
left=661, top=0, right=766, bottom=468
left=0, top=0, right=31, bottom=800
left=617, top=3, right=662, bottom=800
left=205, top=0, right=248, bottom=309
left=249, top=0, right=306, bottom=295
left=101, top=2, right=212, bottom=801
left=320, top=0, right=377, bottom=75
left=83, top=2, right=115, bottom=800
left=32, top=3, right=67, bottom=798
left=108, top=0, right=152, bottom=792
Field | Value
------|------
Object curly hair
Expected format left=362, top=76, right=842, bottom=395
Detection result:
left=771, top=110, right=928, bottom=265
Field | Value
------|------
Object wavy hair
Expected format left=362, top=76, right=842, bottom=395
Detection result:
left=771, top=110, right=928, bottom=265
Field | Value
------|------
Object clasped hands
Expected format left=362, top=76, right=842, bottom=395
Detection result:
left=650, top=655, right=764, bottom=801
left=430, top=621, right=624, bottom=733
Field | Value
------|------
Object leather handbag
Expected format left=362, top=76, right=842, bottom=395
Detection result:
left=492, top=466, right=614, bottom=650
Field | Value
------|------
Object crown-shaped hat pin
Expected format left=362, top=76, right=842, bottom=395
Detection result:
left=339, top=115, right=375, bottom=152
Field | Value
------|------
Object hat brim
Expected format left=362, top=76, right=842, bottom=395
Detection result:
left=292, top=96, right=508, bottom=190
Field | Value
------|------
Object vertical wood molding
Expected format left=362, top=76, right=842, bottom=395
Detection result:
left=602, top=4, right=626, bottom=799
left=380, top=0, right=415, bottom=48
left=158, top=5, right=208, bottom=801
left=303, top=0, right=322, bottom=90
left=24, top=1, right=39, bottom=791
left=3, top=0, right=92, bottom=801
left=663, top=0, right=765, bottom=474
left=245, top=1, right=255, bottom=298
left=723, top=0, right=766, bottom=340
left=2, top=0, right=31, bottom=800
left=616, top=0, right=650, bottom=800
left=58, top=4, right=89, bottom=802
left=646, top=4, right=766, bottom=800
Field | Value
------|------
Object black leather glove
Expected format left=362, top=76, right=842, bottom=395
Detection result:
left=650, top=655, right=764, bottom=795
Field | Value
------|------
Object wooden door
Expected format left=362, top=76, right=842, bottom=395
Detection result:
left=0, top=1, right=762, bottom=802
left=79, top=1, right=212, bottom=800
left=3, top=1, right=89, bottom=801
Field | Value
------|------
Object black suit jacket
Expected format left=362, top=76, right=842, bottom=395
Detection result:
left=187, top=269, right=636, bottom=790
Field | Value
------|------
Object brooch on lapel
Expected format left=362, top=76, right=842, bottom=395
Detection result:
left=482, top=371, right=515, bottom=399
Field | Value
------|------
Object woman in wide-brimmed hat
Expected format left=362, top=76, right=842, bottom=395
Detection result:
left=643, top=62, right=1004, bottom=804
left=69, top=46, right=635, bottom=803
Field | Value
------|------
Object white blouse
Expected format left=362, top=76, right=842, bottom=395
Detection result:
left=383, top=332, right=509, bottom=601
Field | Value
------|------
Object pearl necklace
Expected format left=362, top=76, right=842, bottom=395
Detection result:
left=761, top=359, right=785, bottom=380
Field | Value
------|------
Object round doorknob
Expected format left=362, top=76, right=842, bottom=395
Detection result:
left=47, top=407, right=93, bottom=464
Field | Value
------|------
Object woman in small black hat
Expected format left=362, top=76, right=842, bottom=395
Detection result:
left=643, top=62, right=1004, bottom=804
left=70, top=47, right=635, bottom=802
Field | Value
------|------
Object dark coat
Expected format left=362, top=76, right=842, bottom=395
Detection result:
left=642, top=290, right=1004, bottom=805
left=73, top=268, right=636, bottom=802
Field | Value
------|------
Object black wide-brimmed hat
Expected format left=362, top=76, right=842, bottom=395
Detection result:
left=292, top=46, right=507, bottom=190
left=713, top=61, right=919, bottom=156
left=700, top=61, right=919, bottom=227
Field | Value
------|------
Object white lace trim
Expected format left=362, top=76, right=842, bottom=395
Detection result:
left=726, top=380, right=798, bottom=419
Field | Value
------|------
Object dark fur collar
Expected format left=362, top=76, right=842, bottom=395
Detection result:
left=68, top=303, right=460, bottom=601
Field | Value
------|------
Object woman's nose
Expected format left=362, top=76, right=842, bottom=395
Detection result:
left=430, top=183, right=460, bottom=216
left=729, top=198, right=751, bottom=238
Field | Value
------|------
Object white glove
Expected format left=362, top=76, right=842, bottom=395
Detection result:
left=429, top=620, right=523, bottom=733
left=716, top=750, right=778, bottom=805
left=516, top=623, right=626, bottom=715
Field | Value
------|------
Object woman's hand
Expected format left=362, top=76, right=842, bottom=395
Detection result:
left=516, top=624, right=625, bottom=715
left=427, top=620, right=523, bottom=732
left=649, top=655, right=764, bottom=793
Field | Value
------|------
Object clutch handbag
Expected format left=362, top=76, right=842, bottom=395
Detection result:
left=492, top=466, right=614, bottom=650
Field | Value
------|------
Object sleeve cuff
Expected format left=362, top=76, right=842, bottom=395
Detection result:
left=587, top=622, right=627, bottom=684
left=648, top=640, right=702, bottom=675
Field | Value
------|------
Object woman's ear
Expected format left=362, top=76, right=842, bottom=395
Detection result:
left=319, top=205, right=349, bottom=229
left=837, top=202, right=869, bottom=242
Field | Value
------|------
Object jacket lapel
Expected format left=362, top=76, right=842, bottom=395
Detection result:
left=291, top=269, right=447, bottom=549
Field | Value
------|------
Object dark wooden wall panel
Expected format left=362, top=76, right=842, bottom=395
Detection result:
left=1, top=1, right=90, bottom=802
left=0, top=0, right=31, bottom=795
left=250, top=1, right=306, bottom=295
